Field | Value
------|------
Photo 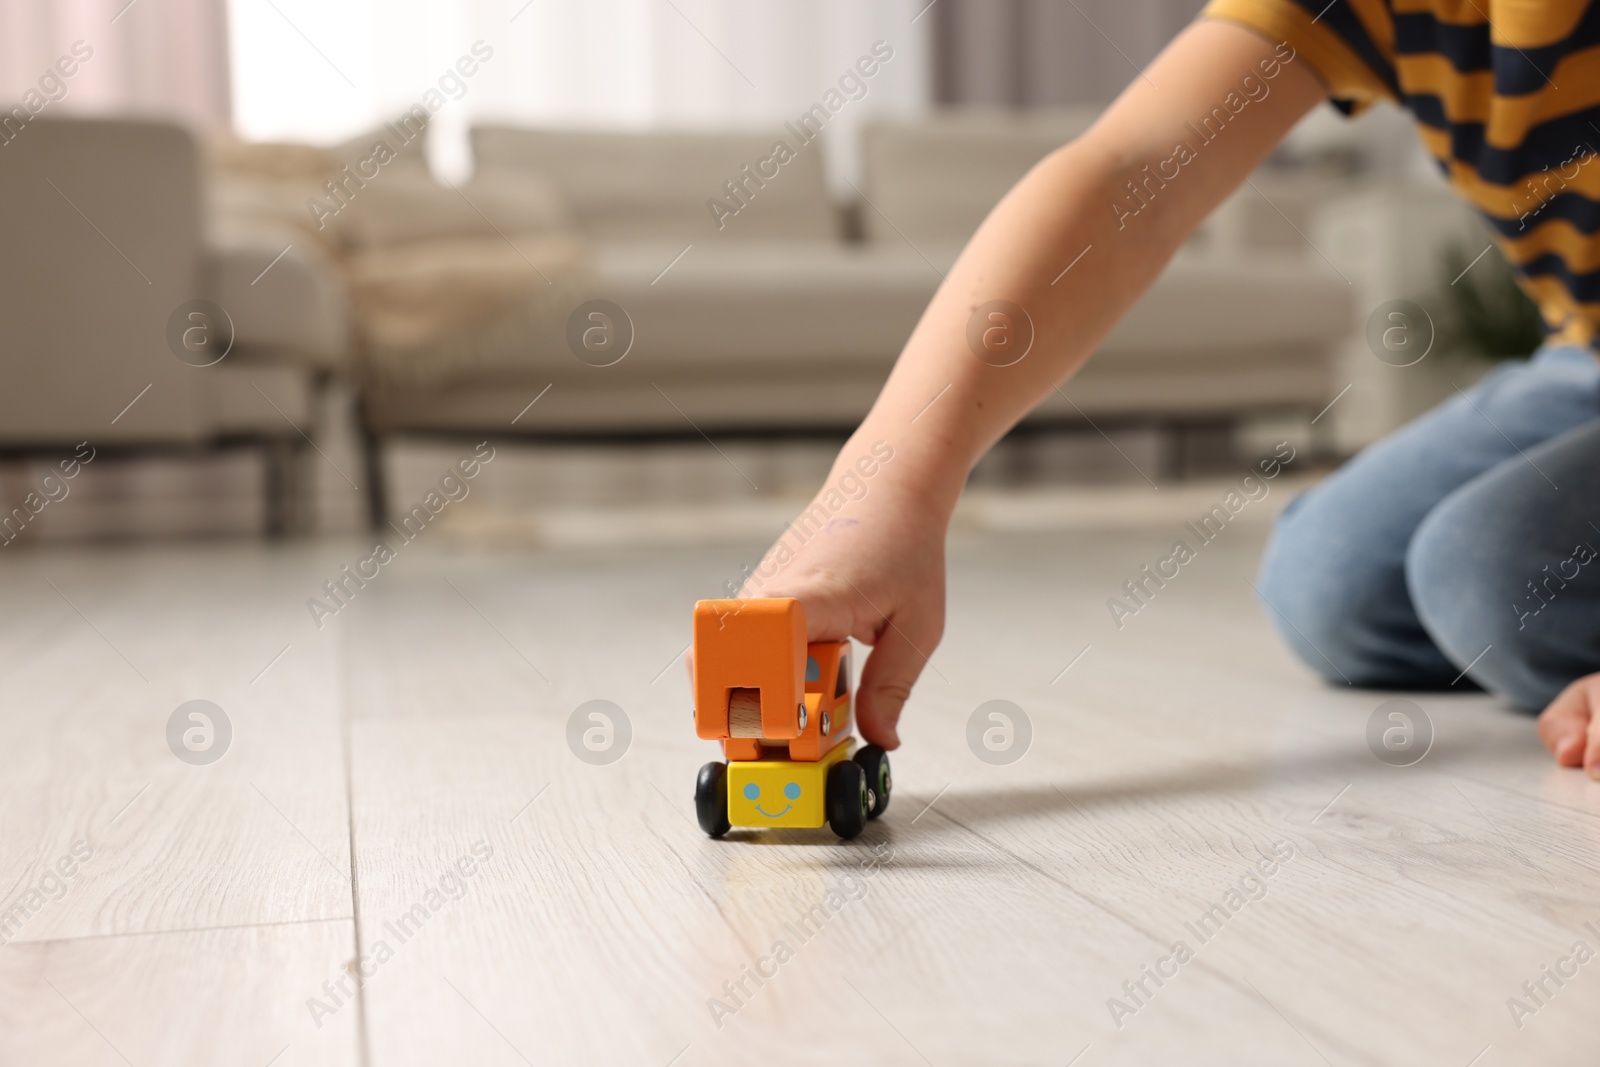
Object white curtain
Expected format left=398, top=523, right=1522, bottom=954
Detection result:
left=0, top=0, right=232, bottom=130
left=225, top=0, right=930, bottom=182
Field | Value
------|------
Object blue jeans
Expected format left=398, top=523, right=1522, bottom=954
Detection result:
left=1257, top=345, right=1600, bottom=711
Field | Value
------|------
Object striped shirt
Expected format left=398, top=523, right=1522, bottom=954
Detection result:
left=1204, top=0, right=1600, bottom=346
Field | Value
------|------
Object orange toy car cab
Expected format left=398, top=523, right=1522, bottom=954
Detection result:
left=692, top=597, right=891, bottom=839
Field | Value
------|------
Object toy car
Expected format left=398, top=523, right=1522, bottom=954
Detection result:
left=691, top=597, right=891, bottom=839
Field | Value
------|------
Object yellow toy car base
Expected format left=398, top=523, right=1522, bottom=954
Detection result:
left=726, top=740, right=856, bottom=830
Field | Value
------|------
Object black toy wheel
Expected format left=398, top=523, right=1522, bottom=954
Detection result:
left=854, top=744, right=891, bottom=819
left=695, top=761, right=731, bottom=838
left=826, top=759, right=869, bottom=840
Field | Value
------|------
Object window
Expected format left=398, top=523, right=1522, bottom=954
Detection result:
left=226, top=0, right=929, bottom=183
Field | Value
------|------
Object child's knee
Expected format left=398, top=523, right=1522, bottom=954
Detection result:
left=1407, top=485, right=1557, bottom=708
left=1257, top=506, right=1397, bottom=685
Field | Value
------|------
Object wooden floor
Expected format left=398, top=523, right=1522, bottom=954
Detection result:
left=3, top=514, right=1598, bottom=1066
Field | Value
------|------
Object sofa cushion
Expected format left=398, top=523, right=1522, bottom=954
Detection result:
left=335, top=169, right=575, bottom=249
left=205, top=119, right=435, bottom=254
left=860, top=108, right=1104, bottom=245
left=344, top=233, right=587, bottom=384
left=353, top=235, right=1343, bottom=376
left=1102, top=246, right=1352, bottom=358
left=204, top=223, right=350, bottom=369
left=582, top=240, right=940, bottom=366
left=207, top=171, right=337, bottom=250
left=579, top=240, right=1348, bottom=367
left=472, top=126, right=840, bottom=241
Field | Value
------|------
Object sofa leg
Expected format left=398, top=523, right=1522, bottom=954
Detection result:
left=1307, top=407, right=1339, bottom=463
left=1158, top=422, right=1188, bottom=482
left=362, top=430, right=388, bottom=532
left=263, top=438, right=299, bottom=539
left=1160, top=420, right=1236, bottom=481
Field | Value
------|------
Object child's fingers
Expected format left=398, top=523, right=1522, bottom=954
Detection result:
left=1584, top=687, right=1600, bottom=779
left=854, top=619, right=935, bottom=751
left=1555, top=731, right=1587, bottom=768
left=1537, top=678, right=1592, bottom=767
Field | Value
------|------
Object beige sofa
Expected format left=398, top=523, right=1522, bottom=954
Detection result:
left=0, top=117, right=315, bottom=535
left=358, top=112, right=1349, bottom=438
left=202, top=109, right=1354, bottom=523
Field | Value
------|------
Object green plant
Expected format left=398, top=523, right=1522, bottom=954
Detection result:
left=1435, top=237, right=1544, bottom=362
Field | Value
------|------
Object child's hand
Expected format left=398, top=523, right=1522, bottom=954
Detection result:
left=1537, top=673, right=1600, bottom=776
left=741, top=476, right=947, bottom=751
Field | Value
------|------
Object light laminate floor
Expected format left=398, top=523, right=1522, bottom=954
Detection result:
left=2, top=515, right=1597, bottom=1066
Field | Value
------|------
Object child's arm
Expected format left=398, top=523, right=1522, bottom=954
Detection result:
left=745, top=19, right=1328, bottom=748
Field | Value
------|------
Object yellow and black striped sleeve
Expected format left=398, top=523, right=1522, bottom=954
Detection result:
left=1202, top=0, right=1399, bottom=115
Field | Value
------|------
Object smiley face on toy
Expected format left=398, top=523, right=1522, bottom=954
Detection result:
left=743, top=781, right=802, bottom=818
